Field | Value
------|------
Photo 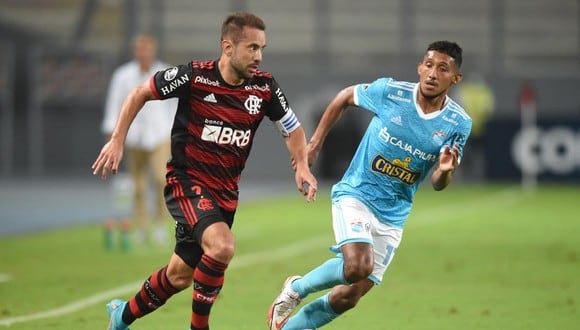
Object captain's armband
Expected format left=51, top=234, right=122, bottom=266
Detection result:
left=274, top=109, right=300, bottom=137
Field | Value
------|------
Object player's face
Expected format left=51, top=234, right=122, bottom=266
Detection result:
left=230, top=27, right=266, bottom=80
left=417, top=50, right=462, bottom=99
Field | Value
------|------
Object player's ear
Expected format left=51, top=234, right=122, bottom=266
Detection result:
left=221, top=39, right=233, bottom=57
left=453, top=72, right=463, bottom=85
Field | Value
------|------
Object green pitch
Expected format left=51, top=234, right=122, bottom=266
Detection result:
left=0, top=184, right=578, bottom=329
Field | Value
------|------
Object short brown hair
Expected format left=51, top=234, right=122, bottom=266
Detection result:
left=221, top=12, right=266, bottom=43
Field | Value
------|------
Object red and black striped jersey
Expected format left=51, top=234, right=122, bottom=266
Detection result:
left=149, top=59, right=293, bottom=211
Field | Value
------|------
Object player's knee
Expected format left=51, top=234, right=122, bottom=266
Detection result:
left=166, top=269, right=193, bottom=290
left=341, top=295, right=361, bottom=311
left=330, top=289, right=364, bottom=313
left=343, top=259, right=373, bottom=283
left=206, top=238, right=235, bottom=264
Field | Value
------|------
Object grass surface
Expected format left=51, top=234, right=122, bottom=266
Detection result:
left=0, top=184, right=578, bottom=329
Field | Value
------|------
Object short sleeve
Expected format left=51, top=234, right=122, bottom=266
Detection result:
left=150, top=63, right=193, bottom=100
left=353, top=77, right=393, bottom=114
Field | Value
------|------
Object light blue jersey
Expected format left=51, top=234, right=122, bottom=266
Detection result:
left=331, top=78, right=472, bottom=228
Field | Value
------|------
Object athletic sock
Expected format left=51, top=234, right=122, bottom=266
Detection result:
left=190, top=254, right=228, bottom=330
left=284, top=293, right=340, bottom=330
left=123, top=266, right=180, bottom=324
left=291, top=257, right=348, bottom=299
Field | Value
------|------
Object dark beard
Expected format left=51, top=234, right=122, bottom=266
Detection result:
left=231, top=61, right=252, bottom=81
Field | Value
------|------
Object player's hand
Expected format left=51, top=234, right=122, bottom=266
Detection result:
left=291, top=142, right=321, bottom=171
left=295, top=164, right=317, bottom=202
left=306, top=142, right=321, bottom=168
left=439, top=143, right=459, bottom=173
left=91, top=140, right=124, bottom=180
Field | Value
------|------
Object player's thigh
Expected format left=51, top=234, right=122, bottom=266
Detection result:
left=331, top=197, right=373, bottom=247
left=165, top=175, right=234, bottom=268
left=368, top=220, right=403, bottom=284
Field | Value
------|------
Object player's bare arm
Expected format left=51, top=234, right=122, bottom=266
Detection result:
left=92, top=81, right=156, bottom=179
left=308, top=86, right=356, bottom=166
left=431, top=143, right=459, bottom=191
left=285, top=126, right=318, bottom=202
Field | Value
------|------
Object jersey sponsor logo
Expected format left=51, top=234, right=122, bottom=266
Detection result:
left=387, top=92, right=411, bottom=103
left=195, top=292, right=217, bottom=303
left=164, top=67, right=178, bottom=81
left=274, top=88, right=289, bottom=111
left=194, top=75, right=220, bottom=87
left=144, top=280, right=162, bottom=307
left=244, top=95, right=262, bottom=115
left=442, top=113, right=459, bottom=126
left=371, top=154, right=420, bottom=185
left=378, top=127, right=437, bottom=162
left=245, top=83, right=270, bottom=91
left=160, top=73, right=190, bottom=96
left=201, top=124, right=251, bottom=147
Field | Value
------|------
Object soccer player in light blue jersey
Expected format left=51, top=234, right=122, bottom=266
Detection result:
left=268, top=41, right=472, bottom=330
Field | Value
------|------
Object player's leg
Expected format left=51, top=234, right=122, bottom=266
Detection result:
left=297, top=197, right=374, bottom=293
left=294, top=196, right=375, bottom=296
left=106, top=254, right=191, bottom=330
left=165, top=174, right=235, bottom=330
left=149, top=141, right=171, bottom=244
left=189, top=221, right=234, bottom=330
left=289, top=241, right=371, bottom=300
left=126, top=147, right=149, bottom=243
left=268, top=197, right=373, bottom=330
left=288, top=204, right=403, bottom=330
left=323, top=213, right=402, bottom=321
left=283, top=279, right=374, bottom=330
left=106, top=174, right=209, bottom=330
left=283, top=212, right=402, bottom=329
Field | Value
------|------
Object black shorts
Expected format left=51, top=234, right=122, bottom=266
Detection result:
left=165, top=175, right=235, bottom=268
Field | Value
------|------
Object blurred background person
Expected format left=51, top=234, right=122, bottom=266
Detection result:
left=452, top=71, right=494, bottom=181
left=101, top=33, right=177, bottom=245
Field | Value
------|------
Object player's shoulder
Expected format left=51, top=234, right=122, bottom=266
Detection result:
left=384, top=78, right=416, bottom=92
left=191, top=59, right=216, bottom=71
left=446, top=97, right=471, bottom=121
left=362, top=77, right=416, bottom=92
left=252, top=69, right=274, bottom=80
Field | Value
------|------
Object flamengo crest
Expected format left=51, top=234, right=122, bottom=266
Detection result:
left=244, top=95, right=262, bottom=115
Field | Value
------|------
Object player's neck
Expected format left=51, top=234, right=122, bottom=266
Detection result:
left=417, top=93, right=447, bottom=114
left=218, top=57, right=245, bottom=86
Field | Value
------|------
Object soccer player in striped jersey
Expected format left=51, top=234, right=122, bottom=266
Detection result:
left=93, top=12, right=317, bottom=330
left=268, top=41, right=471, bottom=330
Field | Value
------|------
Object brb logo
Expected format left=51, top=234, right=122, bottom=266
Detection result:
left=201, top=124, right=251, bottom=147
left=512, top=126, right=580, bottom=175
